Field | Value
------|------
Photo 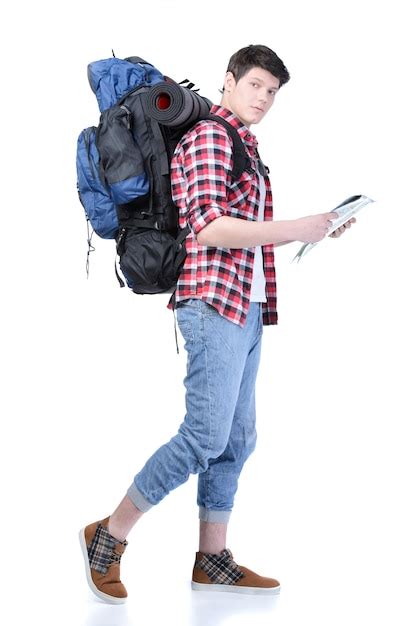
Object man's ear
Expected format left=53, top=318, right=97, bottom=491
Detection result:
left=224, top=71, right=236, bottom=93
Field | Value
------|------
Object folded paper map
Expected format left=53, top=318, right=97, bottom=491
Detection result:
left=292, top=194, right=374, bottom=263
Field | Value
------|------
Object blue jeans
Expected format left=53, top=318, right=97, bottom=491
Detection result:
left=127, top=299, right=263, bottom=523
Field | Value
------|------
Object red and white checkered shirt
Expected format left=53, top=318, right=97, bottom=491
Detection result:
left=167, top=104, right=278, bottom=327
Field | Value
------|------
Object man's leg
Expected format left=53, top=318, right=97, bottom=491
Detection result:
left=191, top=305, right=280, bottom=594
left=197, top=303, right=262, bottom=527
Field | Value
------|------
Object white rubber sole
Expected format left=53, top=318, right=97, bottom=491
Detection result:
left=191, top=581, right=281, bottom=595
left=79, top=528, right=127, bottom=605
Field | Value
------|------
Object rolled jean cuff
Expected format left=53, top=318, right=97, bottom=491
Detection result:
left=127, top=482, right=154, bottom=513
left=199, top=506, right=232, bottom=524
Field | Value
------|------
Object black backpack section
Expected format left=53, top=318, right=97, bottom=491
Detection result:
left=100, top=96, right=252, bottom=295
left=93, top=73, right=201, bottom=294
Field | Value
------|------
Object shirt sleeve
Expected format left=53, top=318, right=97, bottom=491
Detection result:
left=181, top=122, right=233, bottom=238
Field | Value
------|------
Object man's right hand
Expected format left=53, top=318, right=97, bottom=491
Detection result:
left=293, top=212, right=337, bottom=243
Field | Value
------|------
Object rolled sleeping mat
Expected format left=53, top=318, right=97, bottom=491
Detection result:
left=144, top=81, right=212, bottom=128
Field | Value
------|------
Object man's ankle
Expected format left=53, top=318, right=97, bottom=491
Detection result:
left=108, top=519, right=127, bottom=543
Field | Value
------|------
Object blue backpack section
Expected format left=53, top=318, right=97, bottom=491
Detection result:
left=76, top=127, right=118, bottom=239
left=87, top=57, right=164, bottom=112
left=77, top=57, right=165, bottom=240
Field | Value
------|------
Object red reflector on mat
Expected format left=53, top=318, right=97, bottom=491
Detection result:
left=156, top=94, right=171, bottom=110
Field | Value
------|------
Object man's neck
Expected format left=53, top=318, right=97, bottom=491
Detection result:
left=219, top=98, right=251, bottom=128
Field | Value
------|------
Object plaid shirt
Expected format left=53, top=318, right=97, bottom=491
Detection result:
left=168, top=104, right=278, bottom=327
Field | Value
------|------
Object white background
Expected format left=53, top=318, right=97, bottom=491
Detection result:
left=1, top=1, right=417, bottom=625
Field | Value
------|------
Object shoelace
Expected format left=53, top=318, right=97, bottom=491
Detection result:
left=108, top=550, right=123, bottom=565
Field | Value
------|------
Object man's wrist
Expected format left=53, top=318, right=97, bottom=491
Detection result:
left=273, top=220, right=299, bottom=244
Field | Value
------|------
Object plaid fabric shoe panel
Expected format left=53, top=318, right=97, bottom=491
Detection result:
left=79, top=516, right=128, bottom=604
left=192, top=549, right=280, bottom=595
left=87, top=521, right=127, bottom=575
left=197, top=549, right=244, bottom=584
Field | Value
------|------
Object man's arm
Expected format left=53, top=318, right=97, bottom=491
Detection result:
left=196, top=213, right=337, bottom=248
left=272, top=217, right=357, bottom=247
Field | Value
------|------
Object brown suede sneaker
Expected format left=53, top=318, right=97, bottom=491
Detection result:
left=79, top=516, right=128, bottom=604
left=191, top=549, right=280, bottom=595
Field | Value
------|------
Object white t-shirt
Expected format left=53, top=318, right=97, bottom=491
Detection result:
left=249, top=169, right=267, bottom=302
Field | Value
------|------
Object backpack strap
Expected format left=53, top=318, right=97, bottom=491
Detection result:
left=204, top=114, right=252, bottom=181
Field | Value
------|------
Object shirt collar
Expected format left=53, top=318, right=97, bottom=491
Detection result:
left=209, top=104, right=258, bottom=149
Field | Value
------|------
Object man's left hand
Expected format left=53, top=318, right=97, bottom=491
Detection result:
left=328, top=217, right=357, bottom=238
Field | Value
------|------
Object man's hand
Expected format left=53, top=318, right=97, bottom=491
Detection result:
left=293, top=212, right=338, bottom=244
left=328, top=217, right=357, bottom=238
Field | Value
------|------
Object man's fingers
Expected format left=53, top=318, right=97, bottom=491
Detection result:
left=329, top=217, right=357, bottom=237
left=326, top=212, right=337, bottom=228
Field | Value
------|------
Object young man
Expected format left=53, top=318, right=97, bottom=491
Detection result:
left=80, top=45, right=355, bottom=604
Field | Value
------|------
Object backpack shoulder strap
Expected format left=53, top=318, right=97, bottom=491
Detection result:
left=204, top=114, right=251, bottom=181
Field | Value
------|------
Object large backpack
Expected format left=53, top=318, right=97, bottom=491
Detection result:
left=76, top=55, right=251, bottom=294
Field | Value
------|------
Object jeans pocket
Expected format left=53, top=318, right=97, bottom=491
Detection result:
left=177, top=319, right=194, bottom=342
left=176, top=303, right=195, bottom=346
left=176, top=298, right=199, bottom=308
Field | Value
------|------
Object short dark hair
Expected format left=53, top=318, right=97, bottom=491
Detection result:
left=226, top=44, right=290, bottom=88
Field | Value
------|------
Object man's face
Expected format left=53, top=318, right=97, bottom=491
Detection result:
left=223, top=67, right=280, bottom=127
